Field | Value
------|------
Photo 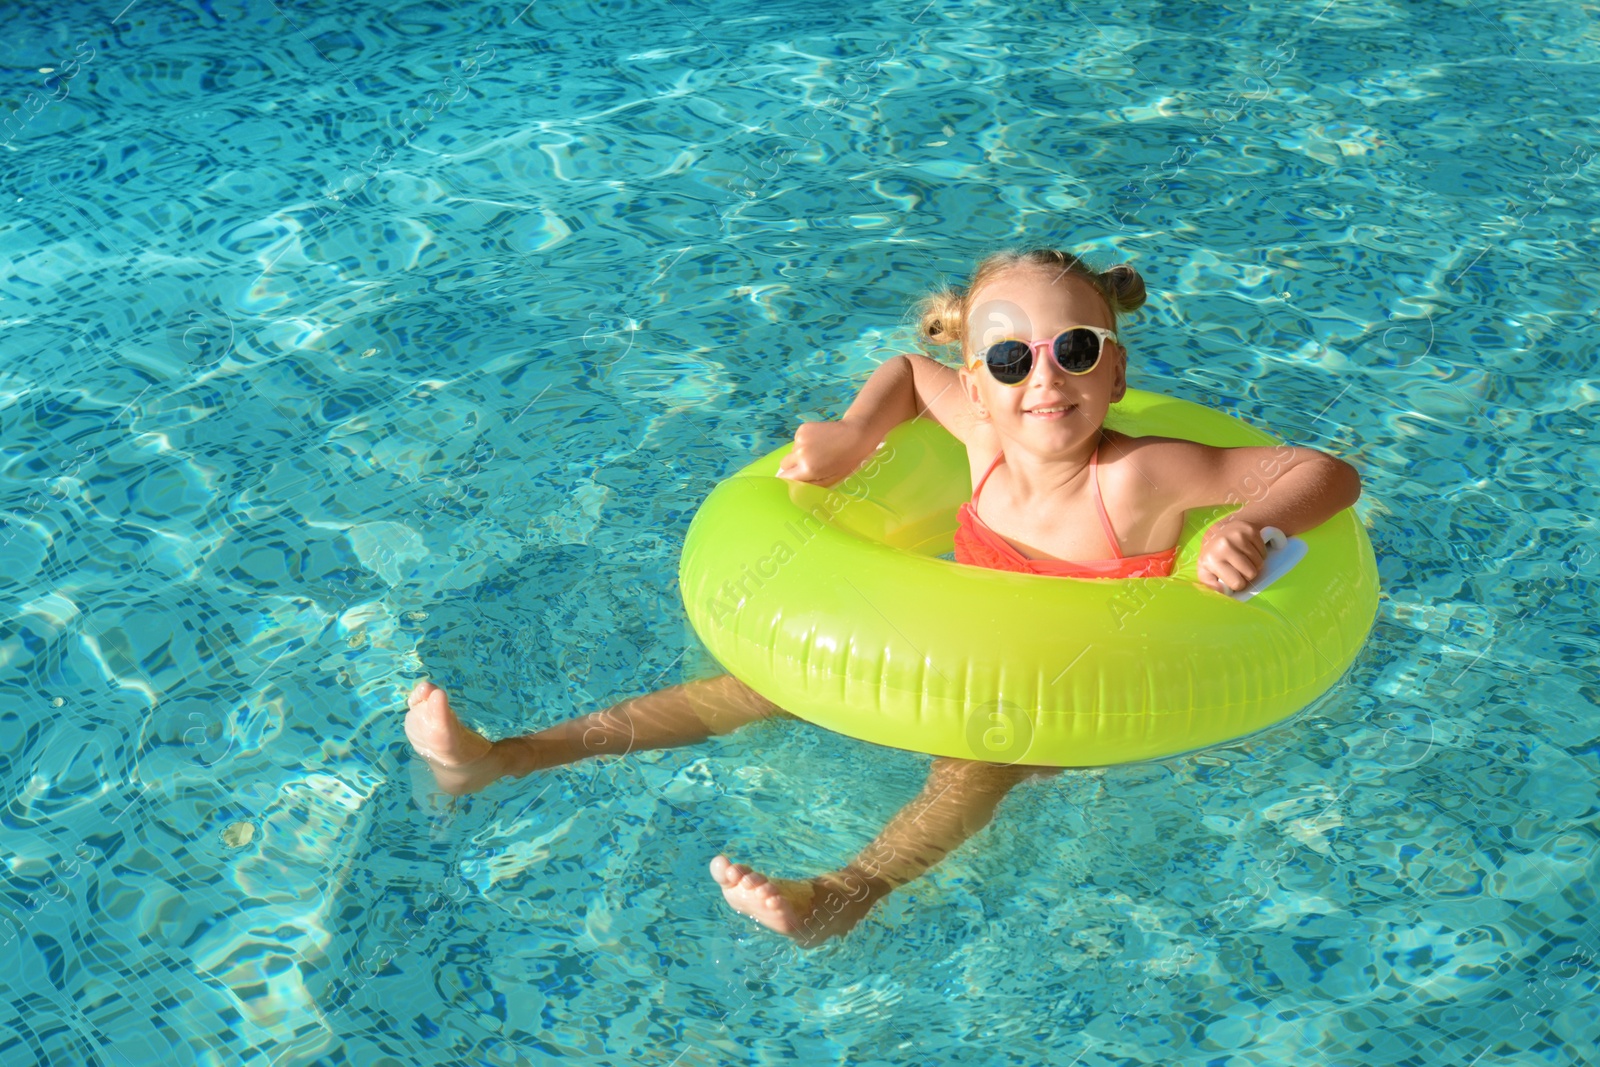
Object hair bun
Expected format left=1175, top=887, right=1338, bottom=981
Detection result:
left=1103, top=263, right=1147, bottom=314
left=916, top=287, right=967, bottom=349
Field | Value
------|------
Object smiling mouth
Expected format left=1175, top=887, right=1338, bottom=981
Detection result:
left=1025, top=404, right=1075, bottom=417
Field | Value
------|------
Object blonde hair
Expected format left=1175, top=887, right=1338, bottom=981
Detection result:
left=916, top=248, right=1147, bottom=363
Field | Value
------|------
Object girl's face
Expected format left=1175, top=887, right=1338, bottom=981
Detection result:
left=957, top=267, right=1127, bottom=453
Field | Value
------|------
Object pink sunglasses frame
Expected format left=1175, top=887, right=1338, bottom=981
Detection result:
left=966, top=326, right=1120, bottom=385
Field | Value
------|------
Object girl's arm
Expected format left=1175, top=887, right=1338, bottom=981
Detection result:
left=778, top=354, right=978, bottom=485
left=1133, top=438, right=1363, bottom=593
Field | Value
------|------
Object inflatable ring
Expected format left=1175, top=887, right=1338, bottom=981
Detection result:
left=678, top=389, right=1378, bottom=767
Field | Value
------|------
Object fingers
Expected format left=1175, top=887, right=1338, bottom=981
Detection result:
left=778, top=457, right=818, bottom=483
left=778, top=449, right=823, bottom=483
left=779, top=449, right=846, bottom=486
left=1201, top=558, right=1257, bottom=593
left=783, top=420, right=872, bottom=486
left=1225, top=526, right=1268, bottom=566
left=1199, top=522, right=1271, bottom=593
left=1216, top=560, right=1252, bottom=592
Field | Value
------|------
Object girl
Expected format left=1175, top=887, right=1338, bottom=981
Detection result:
left=404, top=248, right=1362, bottom=947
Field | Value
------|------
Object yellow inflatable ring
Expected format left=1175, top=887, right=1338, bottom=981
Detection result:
left=678, top=389, right=1378, bottom=767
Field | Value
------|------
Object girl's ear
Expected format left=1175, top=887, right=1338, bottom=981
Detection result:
left=1109, top=344, right=1128, bottom=404
left=958, top=366, right=989, bottom=419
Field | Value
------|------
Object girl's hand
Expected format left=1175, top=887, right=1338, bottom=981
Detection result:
left=777, top=419, right=878, bottom=486
left=1198, top=516, right=1270, bottom=594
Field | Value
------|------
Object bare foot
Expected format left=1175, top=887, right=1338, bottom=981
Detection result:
left=709, top=855, right=884, bottom=948
left=404, top=680, right=510, bottom=796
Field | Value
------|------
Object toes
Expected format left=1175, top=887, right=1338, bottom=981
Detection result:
left=710, top=858, right=773, bottom=895
left=711, top=856, right=747, bottom=887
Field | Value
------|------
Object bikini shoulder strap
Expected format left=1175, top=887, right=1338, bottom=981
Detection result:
left=1090, top=437, right=1124, bottom=558
left=972, top=450, right=1005, bottom=504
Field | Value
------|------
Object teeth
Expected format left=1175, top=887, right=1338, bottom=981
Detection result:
left=1030, top=406, right=1068, bottom=413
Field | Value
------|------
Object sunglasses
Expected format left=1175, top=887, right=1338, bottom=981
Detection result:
left=968, top=326, right=1119, bottom=385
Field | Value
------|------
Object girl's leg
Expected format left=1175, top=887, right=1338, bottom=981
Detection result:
left=711, top=756, right=1063, bottom=947
left=405, top=673, right=785, bottom=796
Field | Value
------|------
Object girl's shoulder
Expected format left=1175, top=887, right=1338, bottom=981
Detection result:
left=1104, top=430, right=1215, bottom=460
left=1103, top=430, right=1206, bottom=462
left=1098, top=431, right=1210, bottom=503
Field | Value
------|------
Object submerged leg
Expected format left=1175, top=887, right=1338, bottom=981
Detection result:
left=711, top=756, right=1062, bottom=947
left=405, top=673, right=786, bottom=795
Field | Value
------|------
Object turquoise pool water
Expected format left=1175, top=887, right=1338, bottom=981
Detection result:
left=2, top=0, right=1597, bottom=1063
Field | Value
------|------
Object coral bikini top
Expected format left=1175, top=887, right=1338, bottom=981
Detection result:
left=952, top=438, right=1178, bottom=579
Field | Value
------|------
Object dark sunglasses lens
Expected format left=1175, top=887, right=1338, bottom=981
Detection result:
left=1054, top=329, right=1103, bottom=373
left=985, top=340, right=1032, bottom=384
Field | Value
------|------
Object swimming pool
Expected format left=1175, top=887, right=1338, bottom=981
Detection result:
left=2, top=0, right=1596, bottom=1062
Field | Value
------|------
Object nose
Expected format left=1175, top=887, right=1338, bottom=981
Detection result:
left=1028, top=339, right=1065, bottom=384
